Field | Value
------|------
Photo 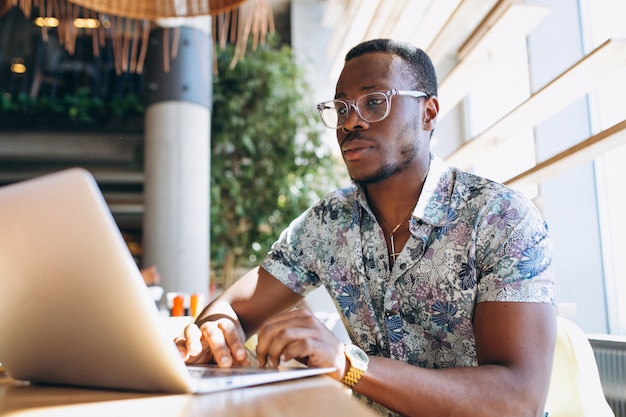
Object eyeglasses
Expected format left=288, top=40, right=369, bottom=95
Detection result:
left=316, top=89, right=428, bottom=130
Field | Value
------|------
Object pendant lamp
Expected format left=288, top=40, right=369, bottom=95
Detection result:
left=4, top=0, right=274, bottom=74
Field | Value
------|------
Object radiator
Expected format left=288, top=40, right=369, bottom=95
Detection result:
left=589, top=337, right=626, bottom=417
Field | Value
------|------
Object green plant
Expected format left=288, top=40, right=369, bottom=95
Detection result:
left=210, top=38, right=342, bottom=274
left=0, top=88, right=144, bottom=131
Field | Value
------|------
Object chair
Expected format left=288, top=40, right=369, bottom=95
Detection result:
left=545, top=317, right=615, bottom=417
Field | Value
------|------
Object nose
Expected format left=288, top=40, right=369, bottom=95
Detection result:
left=341, top=103, right=369, bottom=132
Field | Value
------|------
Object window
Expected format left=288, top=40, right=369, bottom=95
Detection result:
left=584, top=0, right=626, bottom=335
left=434, top=0, right=626, bottom=335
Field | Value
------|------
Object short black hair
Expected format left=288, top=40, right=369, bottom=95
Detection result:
left=345, top=39, right=438, bottom=97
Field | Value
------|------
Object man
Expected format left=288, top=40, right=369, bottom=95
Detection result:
left=177, top=39, right=556, bottom=417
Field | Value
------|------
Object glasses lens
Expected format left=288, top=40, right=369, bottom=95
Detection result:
left=318, top=100, right=347, bottom=129
left=356, top=92, right=389, bottom=123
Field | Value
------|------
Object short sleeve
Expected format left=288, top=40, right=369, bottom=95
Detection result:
left=475, top=191, right=555, bottom=304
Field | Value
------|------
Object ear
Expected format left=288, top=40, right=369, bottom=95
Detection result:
left=423, top=96, right=439, bottom=131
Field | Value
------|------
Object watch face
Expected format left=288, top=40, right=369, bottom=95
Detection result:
left=346, top=344, right=369, bottom=368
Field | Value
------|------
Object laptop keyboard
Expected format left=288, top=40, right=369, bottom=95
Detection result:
left=187, top=365, right=273, bottom=378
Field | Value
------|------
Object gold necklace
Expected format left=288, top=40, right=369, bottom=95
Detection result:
left=379, top=211, right=413, bottom=263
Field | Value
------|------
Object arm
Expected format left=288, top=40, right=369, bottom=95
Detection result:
left=253, top=300, right=555, bottom=417
left=355, top=301, right=556, bottom=417
left=175, top=266, right=304, bottom=367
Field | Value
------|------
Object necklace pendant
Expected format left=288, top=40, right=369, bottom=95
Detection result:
left=389, top=233, right=401, bottom=262
left=378, top=209, right=413, bottom=267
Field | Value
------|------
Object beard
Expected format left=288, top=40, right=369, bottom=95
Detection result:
left=351, top=122, right=421, bottom=186
left=352, top=143, right=418, bottom=185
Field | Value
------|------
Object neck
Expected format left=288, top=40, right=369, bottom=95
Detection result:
left=363, top=171, right=425, bottom=228
left=360, top=153, right=429, bottom=223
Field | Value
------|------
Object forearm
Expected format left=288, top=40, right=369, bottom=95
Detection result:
left=194, top=269, right=260, bottom=337
left=195, top=266, right=303, bottom=337
left=357, top=356, right=549, bottom=417
left=195, top=297, right=241, bottom=327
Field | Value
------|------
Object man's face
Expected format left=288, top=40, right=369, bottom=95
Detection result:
left=334, top=52, right=430, bottom=185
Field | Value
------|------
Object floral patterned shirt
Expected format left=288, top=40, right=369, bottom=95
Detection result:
left=262, top=155, right=554, bottom=415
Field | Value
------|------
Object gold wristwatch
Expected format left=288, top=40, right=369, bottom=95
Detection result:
left=340, top=343, right=369, bottom=388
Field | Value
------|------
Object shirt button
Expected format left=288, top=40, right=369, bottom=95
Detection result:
left=378, top=254, right=385, bottom=260
left=399, top=263, right=407, bottom=270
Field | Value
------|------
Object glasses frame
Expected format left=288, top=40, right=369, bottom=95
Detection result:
left=316, top=89, right=428, bottom=130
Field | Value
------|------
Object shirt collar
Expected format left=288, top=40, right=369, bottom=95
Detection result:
left=413, top=155, right=452, bottom=227
left=354, top=154, right=453, bottom=228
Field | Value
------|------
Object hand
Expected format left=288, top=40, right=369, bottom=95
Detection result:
left=175, top=314, right=250, bottom=367
left=254, top=307, right=346, bottom=379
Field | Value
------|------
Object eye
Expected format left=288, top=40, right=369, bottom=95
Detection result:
left=337, top=103, right=349, bottom=115
left=367, top=97, right=385, bottom=107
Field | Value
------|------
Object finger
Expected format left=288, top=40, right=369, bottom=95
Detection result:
left=218, top=320, right=249, bottom=366
left=200, top=319, right=249, bottom=367
left=254, top=310, right=300, bottom=364
left=199, top=321, right=232, bottom=367
left=268, top=328, right=312, bottom=365
left=257, top=308, right=318, bottom=343
left=178, top=324, right=214, bottom=364
left=183, top=323, right=205, bottom=357
left=280, top=337, right=344, bottom=371
left=174, top=336, right=189, bottom=360
left=256, top=315, right=317, bottom=367
left=256, top=308, right=342, bottom=368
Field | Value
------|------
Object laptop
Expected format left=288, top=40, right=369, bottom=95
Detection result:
left=0, top=168, right=334, bottom=393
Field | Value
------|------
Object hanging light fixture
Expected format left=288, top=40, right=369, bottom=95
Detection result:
left=2, top=0, right=274, bottom=74
left=64, top=0, right=250, bottom=19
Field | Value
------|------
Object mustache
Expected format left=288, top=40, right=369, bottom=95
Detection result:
left=339, top=131, right=368, bottom=148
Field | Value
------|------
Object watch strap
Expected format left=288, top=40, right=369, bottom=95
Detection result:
left=341, top=364, right=365, bottom=388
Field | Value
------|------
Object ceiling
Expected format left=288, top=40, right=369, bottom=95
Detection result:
left=291, top=0, right=501, bottom=97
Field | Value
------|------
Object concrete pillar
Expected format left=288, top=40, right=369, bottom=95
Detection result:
left=142, top=19, right=212, bottom=301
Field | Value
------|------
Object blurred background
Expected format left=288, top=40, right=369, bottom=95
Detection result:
left=1, top=0, right=625, bottom=336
